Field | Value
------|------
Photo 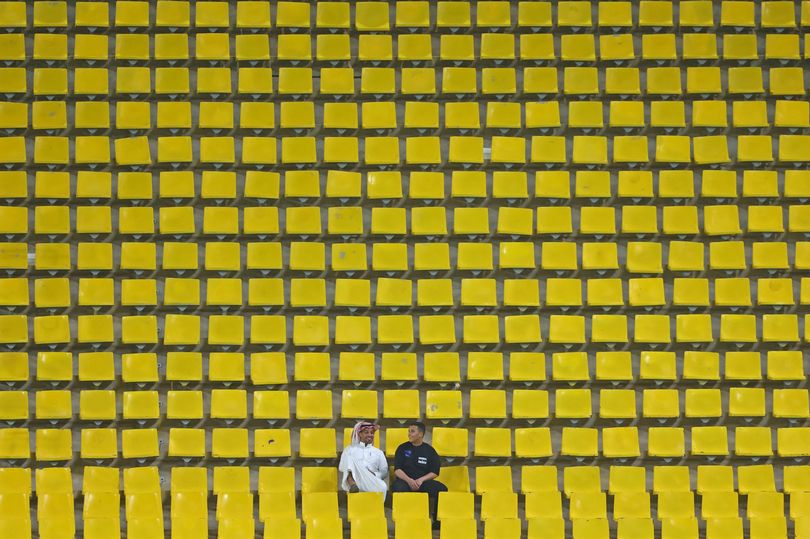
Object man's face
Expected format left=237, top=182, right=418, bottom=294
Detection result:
left=408, top=425, right=423, bottom=443
left=359, top=426, right=375, bottom=444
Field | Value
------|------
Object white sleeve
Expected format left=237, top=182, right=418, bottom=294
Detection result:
left=338, top=448, right=352, bottom=492
left=376, top=450, right=389, bottom=481
left=338, top=448, right=349, bottom=473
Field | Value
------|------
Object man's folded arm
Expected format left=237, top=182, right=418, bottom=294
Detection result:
left=416, top=472, right=438, bottom=484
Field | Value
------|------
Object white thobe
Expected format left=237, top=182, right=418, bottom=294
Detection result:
left=339, top=442, right=389, bottom=495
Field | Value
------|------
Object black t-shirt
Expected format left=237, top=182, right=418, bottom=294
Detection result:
left=394, top=441, right=440, bottom=480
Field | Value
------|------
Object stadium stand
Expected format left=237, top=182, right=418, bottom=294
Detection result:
left=1, top=0, right=810, bottom=537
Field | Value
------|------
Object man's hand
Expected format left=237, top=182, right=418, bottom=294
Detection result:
left=408, top=478, right=420, bottom=491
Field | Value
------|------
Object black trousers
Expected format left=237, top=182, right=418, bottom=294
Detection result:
left=391, top=478, right=448, bottom=520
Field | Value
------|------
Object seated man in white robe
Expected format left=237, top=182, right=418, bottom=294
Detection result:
left=339, top=421, right=388, bottom=496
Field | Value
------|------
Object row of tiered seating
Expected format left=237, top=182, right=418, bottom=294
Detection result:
left=10, top=34, right=810, bottom=62
left=2, top=349, right=805, bottom=383
left=5, top=387, right=810, bottom=421
left=8, top=277, right=810, bottom=308
left=5, top=1, right=810, bottom=30
left=2, top=465, right=810, bottom=538
left=6, top=170, right=810, bottom=201
left=11, top=463, right=809, bottom=493
left=11, top=277, right=810, bottom=308
left=2, top=313, right=810, bottom=345
left=2, top=425, right=810, bottom=460
left=5, top=102, right=810, bottom=131
left=2, top=205, right=810, bottom=235
left=3, top=241, right=810, bottom=272
left=5, top=68, right=810, bottom=96
left=3, top=135, right=810, bottom=162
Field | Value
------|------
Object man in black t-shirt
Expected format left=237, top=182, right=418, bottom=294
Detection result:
left=392, top=421, right=448, bottom=527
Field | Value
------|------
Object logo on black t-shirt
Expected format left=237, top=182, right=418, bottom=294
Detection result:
left=404, top=450, right=412, bottom=457
left=417, top=456, right=427, bottom=465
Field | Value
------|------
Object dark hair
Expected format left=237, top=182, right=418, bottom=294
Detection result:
left=408, top=421, right=426, bottom=435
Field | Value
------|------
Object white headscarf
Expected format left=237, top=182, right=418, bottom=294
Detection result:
left=351, top=421, right=379, bottom=445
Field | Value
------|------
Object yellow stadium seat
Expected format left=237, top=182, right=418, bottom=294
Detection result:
left=729, top=102, right=768, bottom=130
left=691, top=426, right=729, bottom=457
left=432, top=427, right=469, bottom=458
left=122, top=391, right=159, bottom=421
left=0, top=69, right=26, bottom=95
left=612, top=490, right=651, bottom=520
left=642, top=389, right=679, bottom=420
left=559, top=428, right=597, bottom=458
left=480, top=492, right=518, bottom=520
left=36, top=428, right=73, bottom=461
left=0, top=390, right=26, bottom=421
left=0, top=428, right=29, bottom=460
left=647, top=427, right=685, bottom=458
left=391, top=496, right=430, bottom=531
left=773, top=101, right=810, bottom=130
left=657, top=491, right=696, bottom=520
left=616, top=519, right=654, bottom=539
left=80, top=428, right=117, bottom=460
left=469, top=390, right=506, bottom=420
left=599, top=390, right=636, bottom=420
left=561, top=34, right=595, bottom=63
left=645, top=67, right=682, bottom=99
left=602, top=426, right=640, bottom=458
left=651, top=467, right=690, bottom=496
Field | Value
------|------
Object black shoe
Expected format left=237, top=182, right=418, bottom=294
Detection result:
left=432, top=521, right=441, bottom=530
left=349, top=485, right=359, bottom=493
